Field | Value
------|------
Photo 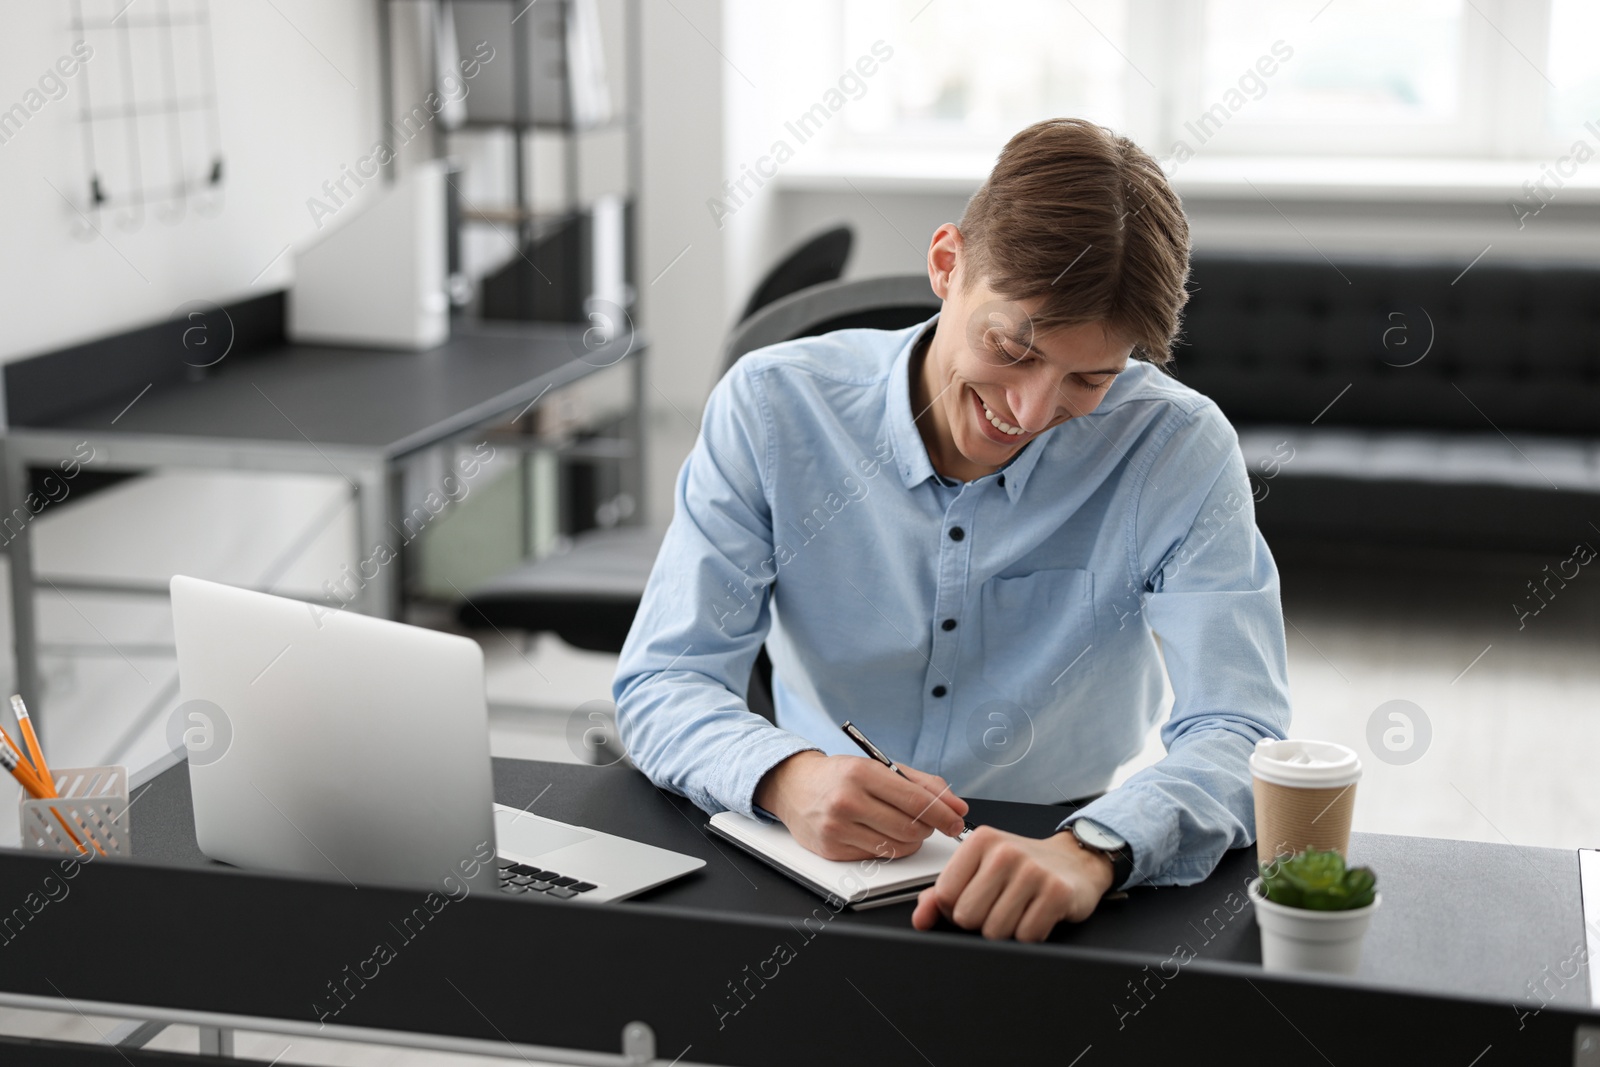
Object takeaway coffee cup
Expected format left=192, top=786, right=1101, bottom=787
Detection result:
left=1250, top=739, right=1362, bottom=867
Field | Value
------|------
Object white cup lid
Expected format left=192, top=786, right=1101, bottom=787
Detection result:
left=1250, top=738, right=1362, bottom=788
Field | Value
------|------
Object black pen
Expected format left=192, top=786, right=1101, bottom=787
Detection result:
left=840, top=720, right=975, bottom=839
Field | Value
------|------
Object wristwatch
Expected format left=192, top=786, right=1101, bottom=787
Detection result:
left=1069, top=818, right=1135, bottom=892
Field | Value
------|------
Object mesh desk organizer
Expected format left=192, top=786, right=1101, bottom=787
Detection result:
left=18, top=765, right=131, bottom=857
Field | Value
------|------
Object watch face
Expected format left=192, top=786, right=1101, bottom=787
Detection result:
left=1074, top=819, right=1126, bottom=853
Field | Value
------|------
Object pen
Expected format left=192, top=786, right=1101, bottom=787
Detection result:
left=840, top=720, right=975, bottom=839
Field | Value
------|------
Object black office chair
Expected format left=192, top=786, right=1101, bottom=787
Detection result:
left=456, top=274, right=941, bottom=714
left=738, top=225, right=853, bottom=323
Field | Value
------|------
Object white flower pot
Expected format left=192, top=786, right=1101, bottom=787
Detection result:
left=1248, top=877, right=1381, bottom=976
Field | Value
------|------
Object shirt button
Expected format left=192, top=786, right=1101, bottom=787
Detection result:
left=948, top=526, right=965, bottom=541
left=931, top=685, right=948, bottom=697
left=941, top=618, right=957, bottom=631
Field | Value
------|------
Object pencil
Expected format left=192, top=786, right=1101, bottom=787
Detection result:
left=0, top=743, right=48, bottom=797
left=48, top=805, right=97, bottom=856
left=1, top=746, right=94, bottom=856
left=0, top=722, right=30, bottom=771
left=10, top=695, right=52, bottom=791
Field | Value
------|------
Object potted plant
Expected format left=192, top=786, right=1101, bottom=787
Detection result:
left=1248, top=848, right=1381, bottom=975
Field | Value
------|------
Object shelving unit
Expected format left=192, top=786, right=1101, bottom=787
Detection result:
left=376, top=0, right=646, bottom=597
left=375, top=0, right=641, bottom=321
left=444, top=0, right=640, bottom=327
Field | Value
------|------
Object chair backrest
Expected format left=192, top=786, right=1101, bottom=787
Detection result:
left=720, top=273, right=942, bottom=381
left=737, top=226, right=854, bottom=323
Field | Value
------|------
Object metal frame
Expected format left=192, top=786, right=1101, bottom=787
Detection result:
left=1, top=991, right=681, bottom=1066
left=2, top=431, right=394, bottom=719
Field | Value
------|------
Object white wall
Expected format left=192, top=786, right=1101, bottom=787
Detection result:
left=0, top=0, right=732, bottom=526
left=635, top=0, right=727, bottom=524
left=0, top=0, right=381, bottom=369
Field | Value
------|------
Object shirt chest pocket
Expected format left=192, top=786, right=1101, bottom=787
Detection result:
left=976, top=568, right=1098, bottom=704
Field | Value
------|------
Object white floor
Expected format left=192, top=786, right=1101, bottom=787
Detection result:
left=1112, top=540, right=1600, bottom=853
left=1, top=468, right=1596, bottom=1063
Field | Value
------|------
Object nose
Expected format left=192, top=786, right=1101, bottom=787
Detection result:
left=1008, top=376, right=1060, bottom=432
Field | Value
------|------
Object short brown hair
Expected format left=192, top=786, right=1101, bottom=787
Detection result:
left=957, top=118, right=1191, bottom=366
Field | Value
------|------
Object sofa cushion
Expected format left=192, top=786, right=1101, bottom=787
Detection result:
left=1179, top=256, right=1600, bottom=436
left=1236, top=426, right=1600, bottom=493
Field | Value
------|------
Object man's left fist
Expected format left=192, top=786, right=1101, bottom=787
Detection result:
left=911, top=826, right=1115, bottom=942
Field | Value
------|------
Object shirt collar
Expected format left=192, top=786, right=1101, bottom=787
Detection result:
left=886, top=318, right=940, bottom=490
left=885, top=314, right=1053, bottom=503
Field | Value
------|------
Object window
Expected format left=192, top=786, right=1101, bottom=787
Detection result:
left=1546, top=0, right=1600, bottom=137
left=838, top=0, right=1131, bottom=148
left=1186, top=0, right=1482, bottom=155
left=737, top=0, right=1600, bottom=168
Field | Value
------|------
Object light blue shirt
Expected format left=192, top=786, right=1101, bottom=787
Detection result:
left=614, top=317, right=1292, bottom=887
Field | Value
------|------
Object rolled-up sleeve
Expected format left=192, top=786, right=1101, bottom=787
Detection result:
left=1065, top=405, right=1292, bottom=887
left=613, top=362, right=820, bottom=817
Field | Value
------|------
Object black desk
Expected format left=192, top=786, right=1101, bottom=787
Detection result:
left=0, top=757, right=1592, bottom=1065
left=2, top=319, right=644, bottom=720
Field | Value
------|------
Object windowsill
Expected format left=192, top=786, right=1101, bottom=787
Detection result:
left=775, top=151, right=1600, bottom=204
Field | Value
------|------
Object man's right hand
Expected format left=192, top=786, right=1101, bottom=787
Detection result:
left=753, top=751, right=970, bottom=861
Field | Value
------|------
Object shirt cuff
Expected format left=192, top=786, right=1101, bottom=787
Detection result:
left=1056, top=792, right=1175, bottom=891
left=716, top=728, right=823, bottom=820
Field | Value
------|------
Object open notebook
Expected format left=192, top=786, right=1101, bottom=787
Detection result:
left=709, top=811, right=961, bottom=910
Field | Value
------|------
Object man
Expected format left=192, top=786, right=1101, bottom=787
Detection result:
left=615, top=118, right=1291, bottom=943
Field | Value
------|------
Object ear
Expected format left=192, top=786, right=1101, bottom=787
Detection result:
left=926, top=223, right=963, bottom=301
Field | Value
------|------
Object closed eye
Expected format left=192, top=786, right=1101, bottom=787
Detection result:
left=991, top=341, right=1036, bottom=366
left=1078, top=374, right=1115, bottom=390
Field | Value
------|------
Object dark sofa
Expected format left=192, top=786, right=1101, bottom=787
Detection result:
left=1175, top=255, right=1600, bottom=553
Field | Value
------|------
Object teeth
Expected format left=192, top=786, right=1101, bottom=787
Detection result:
left=980, top=397, right=1026, bottom=436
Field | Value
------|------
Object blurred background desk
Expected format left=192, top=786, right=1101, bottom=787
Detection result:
left=1, top=294, right=645, bottom=727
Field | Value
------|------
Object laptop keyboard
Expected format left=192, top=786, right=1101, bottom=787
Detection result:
left=497, top=860, right=598, bottom=900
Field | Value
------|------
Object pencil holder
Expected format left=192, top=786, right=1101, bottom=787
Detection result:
left=18, top=765, right=132, bottom=857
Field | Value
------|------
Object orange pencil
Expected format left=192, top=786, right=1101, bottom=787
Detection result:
left=48, top=805, right=97, bottom=856
left=1, top=742, right=48, bottom=797
left=10, top=695, right=52, bottom=791
left=0, top=722, right=30, bottom=772
left=2, top=745, right=93, bottom=856
left=5, top=697, right=101, bottom=857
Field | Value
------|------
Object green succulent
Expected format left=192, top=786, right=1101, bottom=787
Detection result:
left=1259, top=848, right=1377, bottom=911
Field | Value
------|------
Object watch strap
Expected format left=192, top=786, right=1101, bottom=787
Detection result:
left=1104, top=846, right=1135, bottom=891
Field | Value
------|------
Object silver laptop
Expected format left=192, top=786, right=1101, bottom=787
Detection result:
left=170, top=575, right=703, bottom=903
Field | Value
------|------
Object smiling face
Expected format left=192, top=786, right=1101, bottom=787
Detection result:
left=913, top=224, right=1135, bottom=482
